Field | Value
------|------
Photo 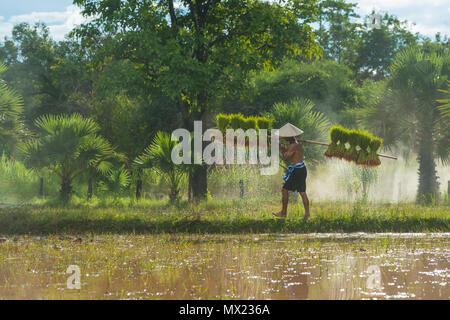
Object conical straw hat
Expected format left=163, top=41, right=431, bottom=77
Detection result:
left=275, top=123, right=304, bottom=137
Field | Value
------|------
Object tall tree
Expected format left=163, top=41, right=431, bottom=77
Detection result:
left=356, top=11, right=418, bottom=81
left=73, top=0, right=321, bottom=200
left=1, top=23, right=95, bottom=125
left=357, top=47, right=449, bottom=204
left=227, top=59, right=359, bottom=124
left=316, top=0, right=360, bottom=66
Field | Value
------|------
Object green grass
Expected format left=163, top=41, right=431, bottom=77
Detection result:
left=0, top=200, right=448, bottom=235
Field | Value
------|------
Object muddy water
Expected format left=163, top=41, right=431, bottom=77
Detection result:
left=0, top=233, right=448, bottom=300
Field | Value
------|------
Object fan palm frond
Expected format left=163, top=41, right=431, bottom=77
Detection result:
left=19, top=113, right=118, bottom=203
left=135, top=131, right=186, bottom=201
left=268, top=98, right=331, bottom=164
left=0, top=63, right=24, bottom=154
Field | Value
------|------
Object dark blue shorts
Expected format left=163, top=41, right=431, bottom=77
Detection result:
left=283, top=166, right=307, bottom=193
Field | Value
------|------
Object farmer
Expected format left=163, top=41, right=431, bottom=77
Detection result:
left=273, top=123, right=310, bottom=219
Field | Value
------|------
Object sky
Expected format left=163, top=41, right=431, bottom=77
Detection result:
left=0, top=0, right=448, bottom=41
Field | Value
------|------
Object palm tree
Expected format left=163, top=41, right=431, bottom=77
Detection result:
left=135, top=132, right=186, bottom=202
left=0, top=63, right=25, bottom=155
left=98, top=165, right=131, bottom=197
left=84, top=157, right=127, bottom=200
left=20, top=114, right=117, bottom=203
left=267, top=98, right=331, bottom=165
left=436, top=81, right=450, bottom=166
left=437, top=81, right=450, bottom=119
left=358, top=47, right=449, bottom=204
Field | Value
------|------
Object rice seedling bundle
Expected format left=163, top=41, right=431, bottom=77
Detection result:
left=215, top=114, right=272, bottom=149
left=324, top=126, right=347, bottom=159
left=256, top=117, right=272, bottom=130
left=230, top=114, right=244, bottom=130
left=345, top=130, right=360, bottom=162
left=324, top=126, right=383, bottom=167
left=337, top=129, right=349, bottom=158
left=216, top=114, right=271, bottom=132
left=367, top=137, right=383, bottom=167
left=217, top=114, right=230, bottom=132
left=244, top=117, right=257, bottom=130
left=324, top=126, right=341, bottom=158
left=356, top=132, right=372, bottom=165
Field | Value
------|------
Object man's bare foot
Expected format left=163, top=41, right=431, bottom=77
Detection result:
left=273, top=212, right=286, bottom=218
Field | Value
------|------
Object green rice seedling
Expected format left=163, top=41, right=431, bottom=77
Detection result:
left=217, top=114, right=230, bottom=132
left=367, top=137, right=383, bottom=167
left=345, top=130, right=360, bottom=162
left=357, top=132, right=371, bottom=165
left=245, top=117, right=257, bottom=130
left=325, top=127, right=383, bottom=167
left=230, top=114, right=244, bottom=130
left=336, top=127, right=349, bottom=158
left=238, top=116, right=248, bottom=130
left=325, top=126, right=342, bottom=158
left=237, top=118, right=257, bottom=146
left=256, top=117, right=272, bottom=130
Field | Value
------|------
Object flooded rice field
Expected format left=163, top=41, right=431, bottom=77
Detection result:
left=0, top=233, right=448, bottom=300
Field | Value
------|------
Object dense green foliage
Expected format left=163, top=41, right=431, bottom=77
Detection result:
left=0, top=154, right=59, bottom=202
left=69, top=0, right=323, bottom=200
left=0, top=0, right=448, bottom=206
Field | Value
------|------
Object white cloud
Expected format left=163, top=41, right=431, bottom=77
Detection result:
left=410, top=22, right=449, bottom=38
left=356, top=0, right=450, bottom=13
left=0, top=20, right=14, bottom=40
left=0, top=5, right=86, bottom=41
left=355, top=0, right=449, bottom=38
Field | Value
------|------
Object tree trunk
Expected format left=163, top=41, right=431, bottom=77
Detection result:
left=136, top=179, right=143, bottom=200
left=191, top=165, right=208, bottom=201
left=169, top=188, right=179, bottom=202
left=60, top=178, right=72, bottom=204
left=181, top=103, right=208, bottom=202
left=87, top=177, right=93, bottom=200
left=39, top=177, right=44, bottom=199
left=417, top=127, right=438, bottom=204
left=447, top=180, right=450, bottom=200
left=188, top=172, right=192, bottom=201
left=135, top=168, right=143, bottom=200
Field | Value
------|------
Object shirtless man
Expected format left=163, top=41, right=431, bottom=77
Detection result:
left=273, top=137, right=310, bottom=219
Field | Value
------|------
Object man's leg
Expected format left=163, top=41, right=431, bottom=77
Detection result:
left=273, top=188, right=289, bottom=217
left=300, top=192, right=310, bottom=219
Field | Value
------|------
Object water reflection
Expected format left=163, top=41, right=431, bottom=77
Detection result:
left=0, top=233, right=448, bottom=299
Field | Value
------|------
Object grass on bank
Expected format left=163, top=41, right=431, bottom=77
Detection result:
left=0, top=198, right=448, bottom=235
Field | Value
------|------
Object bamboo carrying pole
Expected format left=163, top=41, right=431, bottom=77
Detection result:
left=297, top=139, right=397, bottom=160
left=214, top=136, right=398, bottom=160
